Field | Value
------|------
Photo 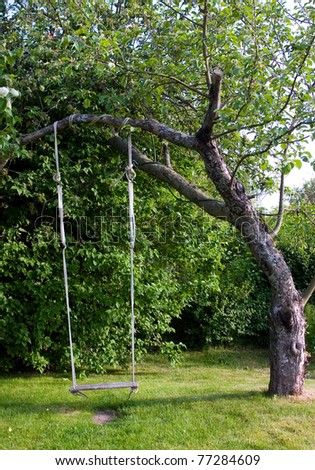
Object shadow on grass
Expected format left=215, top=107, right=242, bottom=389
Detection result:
left=0, top=390, right=268, bottom=417
left=127, top=390, right=268, bottom=408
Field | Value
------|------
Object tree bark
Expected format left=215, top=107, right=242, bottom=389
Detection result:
left=269, top=288, right=307, bottom=395
left=244, top=216, right=307, bottom=396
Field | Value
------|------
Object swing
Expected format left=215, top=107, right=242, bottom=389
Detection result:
left=53, top=121, right=138, bottom=396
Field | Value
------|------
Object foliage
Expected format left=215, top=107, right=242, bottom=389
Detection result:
left=172, top=234, right=270, bottom=348
left=3, top=0, right=315, bottom=187
left=0, top=132, right=227, bottom=371
left=276, top=210, right=315, bottom=293
left=1, top=0, right=315, bottom=373
left=275, top=180, right=315, bottom=352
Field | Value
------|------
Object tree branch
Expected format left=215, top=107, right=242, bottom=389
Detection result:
left=108, top=135, right=230, bottom=221
left=139, top=70, right=209, bottom=98
left=159, top=0, right=202, bottom=28
left=229, top=142, right=274, bottom=189
left=277, top=33, right=315, bottom=116
left=201, top=0, right=212, bottom=94
left=113, top=61, right=209, bottom=98
left=218, top=117, right=315, bottom=179
left=270, top=172, right=285, bottom=238
left=302, top=274, right=315, bottom=306
left=213, top=114, right=315, bottom=143
left=0, top=158, right=10, bottom=171
left=20, top=113, right=198, bottom=150
left=163, top=141, right=172, bottom=168
left=196, top=67, right=223, bottom=143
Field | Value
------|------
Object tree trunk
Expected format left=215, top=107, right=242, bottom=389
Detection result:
left=231, top=205, right=308, bottom=396
left=234, top=209, right=308, bottom=396
left=269, top=287, right=307, bottom=395
left=197, top=141, right=308, bottom=396
left=243, top=225, right=308, bottom=396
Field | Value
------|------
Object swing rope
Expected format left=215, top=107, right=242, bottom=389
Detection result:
left=53, top=121, right=77, bottom=390
left=53, top=121, right=137, bottom=395
left=126, top=134, right=136, bottom=386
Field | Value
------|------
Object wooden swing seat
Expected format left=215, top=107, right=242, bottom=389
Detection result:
left=70, top=381, right=138, bottom=394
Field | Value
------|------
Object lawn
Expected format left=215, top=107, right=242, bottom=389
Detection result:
left=0, top=348, right=314, bottom=450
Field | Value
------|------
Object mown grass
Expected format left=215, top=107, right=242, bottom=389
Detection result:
left=0, top=348, right=314, bottom=450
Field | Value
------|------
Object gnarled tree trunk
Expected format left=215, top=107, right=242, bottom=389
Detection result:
left=244, top=224, right=307, bottom=396
left=269, top=288, right=307, bottom=395
left=197, top=139, right=308, bottom=396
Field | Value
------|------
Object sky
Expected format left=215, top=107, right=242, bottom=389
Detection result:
left=260, top=144, right=315, bottom=209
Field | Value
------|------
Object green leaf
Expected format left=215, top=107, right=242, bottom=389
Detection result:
left=282, top=162, right=294, bottom=175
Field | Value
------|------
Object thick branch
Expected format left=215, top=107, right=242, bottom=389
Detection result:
left=302, top=274, right=315, bottom=306
left=270, top=172, right=285, bottom=238
left=196, top=68, right=223, bottom=143
left=20, top=114, right=198, bottom=150
left=20, top=115, right=229, bottom=221
left=108, top=135, right=230, bottom=221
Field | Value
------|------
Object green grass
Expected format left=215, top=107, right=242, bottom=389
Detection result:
left=0, top=348, right=314, bottom=450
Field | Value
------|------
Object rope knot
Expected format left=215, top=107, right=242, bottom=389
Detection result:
left=53, top=172, right=61, bottom=183
left=125, top=164, right=136, bottom=182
